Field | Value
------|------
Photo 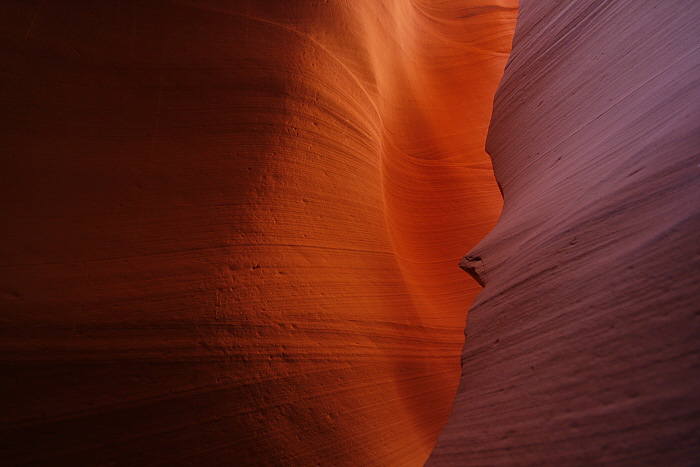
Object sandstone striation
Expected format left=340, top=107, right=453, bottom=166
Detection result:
left=429, top=1, right=700, bottom=464
left=0, top=1, right=515, bottom=464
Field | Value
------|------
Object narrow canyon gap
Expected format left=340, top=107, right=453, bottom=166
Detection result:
left=0, top=1, right=516, bottom=465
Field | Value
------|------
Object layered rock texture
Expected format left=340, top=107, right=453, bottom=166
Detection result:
left=0, top=1, right=515, bottom=465
left=429, top=0, right=700, bottom=464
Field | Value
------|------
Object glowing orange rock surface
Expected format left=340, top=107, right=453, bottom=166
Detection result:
left=0, top=1, right=515, bottom=464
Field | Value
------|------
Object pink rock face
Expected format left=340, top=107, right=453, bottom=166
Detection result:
left=428, top=0, right=700, bottom=464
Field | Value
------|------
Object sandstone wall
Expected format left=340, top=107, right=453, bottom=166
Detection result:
left=429, top=1, right=700, bottom=464
left=0, top=1, right=515, bottom=464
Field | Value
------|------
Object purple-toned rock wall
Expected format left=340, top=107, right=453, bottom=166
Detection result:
left=429, top=1, right=700, bottom=464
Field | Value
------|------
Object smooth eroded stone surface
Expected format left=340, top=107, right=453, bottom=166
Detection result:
left=429, top=1, right=700, bottom=464
left=0, top=1, right=515, bottom=464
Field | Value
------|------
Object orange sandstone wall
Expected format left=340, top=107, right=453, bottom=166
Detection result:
left=0, top=1, right=515, bottom=464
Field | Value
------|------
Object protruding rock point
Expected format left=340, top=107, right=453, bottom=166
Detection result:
left=459, top=255, right=486, bottom=287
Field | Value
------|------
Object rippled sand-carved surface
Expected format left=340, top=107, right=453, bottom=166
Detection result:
left=0, top=1, right=515, bottom=464
left=429, top=1, right=700, bottom=464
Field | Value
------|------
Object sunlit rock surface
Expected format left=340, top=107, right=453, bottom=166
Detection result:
left=429, top=1, right=700, bottom=464
left=0, top=1, right=515, bottom=464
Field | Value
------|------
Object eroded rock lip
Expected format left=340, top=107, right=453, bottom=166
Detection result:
left=459, top=255, right=486, bottom=287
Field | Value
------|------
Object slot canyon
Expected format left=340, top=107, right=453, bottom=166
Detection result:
left=1, top=1, right=698, bottom=465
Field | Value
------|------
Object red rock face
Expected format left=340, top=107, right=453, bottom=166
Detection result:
left=429, top=1, right=700, bottom=464
left=0, top=1, right=515, bottom=464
